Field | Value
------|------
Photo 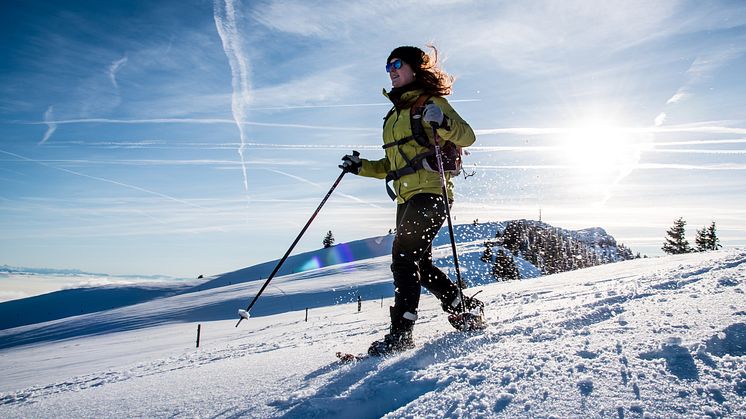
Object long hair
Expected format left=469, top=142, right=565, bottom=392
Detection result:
left=416, top=45, right=454, bottom=97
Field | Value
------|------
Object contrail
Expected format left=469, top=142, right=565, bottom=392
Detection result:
left=108, top=55, right=128, bottom=90
left=214, top=0, right=251, bottom=193
left=21, top=117, right=377, bottom=132
left=39, top=106, right=57, bottom=145
left=244, top=98, right=480, bottom=111
left=269, top=169, right=319, bottom=188
left=269, top=169, right=382, bottom=209
left=0, top=149, right=205, bottom=209
left=476, top=124, right=746, bottom=136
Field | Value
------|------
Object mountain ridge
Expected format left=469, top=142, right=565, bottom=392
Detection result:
left=0, top=219, right=634, bottom=331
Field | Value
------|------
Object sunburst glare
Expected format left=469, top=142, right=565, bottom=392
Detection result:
left=560, top=118, right=654, bottom=204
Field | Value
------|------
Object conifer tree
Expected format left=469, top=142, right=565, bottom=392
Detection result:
left=501, top=221, right=522, bottom=255
left=323, top=230, right=335, bottom=248
left=706, top=221, right=722, bottom=251
left=662, top=217, right=693, bottom=254
left=696, top=221, right=722, bottom=251
left=480, top=242, right=494, bottom=263
left=492, top=249, right=520, bottom=280
left=695, top=226, right=708, bottom=252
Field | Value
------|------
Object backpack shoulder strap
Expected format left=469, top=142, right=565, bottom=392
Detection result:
left=412, top=94, right=431, bottom=112
left=409, top=94, right=432, bottom=147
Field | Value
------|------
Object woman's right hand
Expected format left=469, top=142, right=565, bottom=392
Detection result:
left=339, top=151, right=362, bottom=174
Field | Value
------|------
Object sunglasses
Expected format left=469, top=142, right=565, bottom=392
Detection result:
left=386, top=59, right=403, bottom=73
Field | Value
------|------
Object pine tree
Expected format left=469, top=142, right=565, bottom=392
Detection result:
left=695, top=226, right=708, bottom=252
left=706, top=222, right=722, bottom=251
left=662, top=217, right=693, bottom=254
left=480, top=242, right=494, bottom=263
left=323, top=230, right=335, bottom=248
left=501, top=221, right=522, bottom=255
left=697, top=221, right=722, bottom=251
left=492, top=249, right=520, bottom=281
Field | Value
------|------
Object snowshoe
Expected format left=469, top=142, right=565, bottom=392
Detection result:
left=442, top=292, right=484, bottom=315
left=367, top=332, right=415, bottom=356
left=441, top=291, right=487, bottom=331
left=368, top=306, right=417, bottom=356
left=448, top=312, right=486, bottom=331
left=444, top=291, right=486, bottom=331
left=336, top=352, right=367, bottom=363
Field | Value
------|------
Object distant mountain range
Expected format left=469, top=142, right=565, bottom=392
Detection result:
left=0, top=264, right=175, bottom=280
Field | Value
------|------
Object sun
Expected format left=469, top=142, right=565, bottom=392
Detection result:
left=561, top=119, right=631, bottom=175
left=558, top=117, right=653, bottom=203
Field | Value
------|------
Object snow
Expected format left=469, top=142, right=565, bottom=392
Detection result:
left=0, top=241, right=744, bottom=417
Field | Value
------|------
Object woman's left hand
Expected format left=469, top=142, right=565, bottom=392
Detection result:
left=423, top=103, right=445, bottom=127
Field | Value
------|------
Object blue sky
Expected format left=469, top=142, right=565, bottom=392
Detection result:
left=1, top=0, right=745, bottom=277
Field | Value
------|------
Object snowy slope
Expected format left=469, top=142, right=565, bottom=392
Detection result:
left=0, top=221, right=623, bottom=331
left=0, top=248, right=744, bottom=417
left=0, top=234, right=395, bottom=330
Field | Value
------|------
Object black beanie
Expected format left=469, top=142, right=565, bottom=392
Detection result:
left=387, top=46, right=426, bottom=70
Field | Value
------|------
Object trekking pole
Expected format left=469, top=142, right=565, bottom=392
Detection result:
left=429, top=123, right=468, bottom=321
left=235, top=152, right=357, bottom=327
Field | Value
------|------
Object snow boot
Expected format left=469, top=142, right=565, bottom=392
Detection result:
left=368, top=307, right=416, bottom=356
left=442, top=293, right=486, bottom=331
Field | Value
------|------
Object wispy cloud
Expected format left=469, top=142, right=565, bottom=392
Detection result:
left=108, top=55, right=128, bottom=90
left=649, top=148, right=746, bottom=155
left=475, top=127, right=570, bottom=136
left=635, top=163, right=746, bottom=171
left=467, top=162, right=746, bottom=171
left=268, top=168, right=383, bottom=209
left=647, top=124, right=746, bottom=135
left=251, top=1, right=399, bottom=39
left=34, top=140, right=383, bottom=152
left=39, top=106, right=57, bottom=145
left=654, top=112, right=666, bottom=127
left=30, top=120, right=744, bottom=139
left=0, top=158, right=315, bottom=167
left=476, top=123, right=746, bottom=137
left=0, top=149, right=205, bottom=209
left=21, top=117, right=378, bottom=132
left=460, top=1, right=682, bottom=71
left=214, top=0, right=252, bottom=193
left=665, top=92, right=688, bottom=105
left=660, top=46, right=745, bottom=122
left=248, top=66, right=358, bottom=108
left=654, top=139, right=746, bottom=147
left=268, top=169, right=319, bottom=188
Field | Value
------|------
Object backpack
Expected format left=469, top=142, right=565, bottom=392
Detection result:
left=383, top=94, right=463, bottom=201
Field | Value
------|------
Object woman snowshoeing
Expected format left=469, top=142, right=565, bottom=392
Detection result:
left=340, top=45, right=484, bottom=356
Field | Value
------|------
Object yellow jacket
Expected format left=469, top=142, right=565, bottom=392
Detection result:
left=359, top=88, right=476, bottom=203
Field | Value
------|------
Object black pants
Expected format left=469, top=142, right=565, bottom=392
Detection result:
left=391, top=193, right=460, bottom=316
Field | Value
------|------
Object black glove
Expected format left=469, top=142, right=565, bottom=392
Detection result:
left=339, top=151, right=362, bottom=174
